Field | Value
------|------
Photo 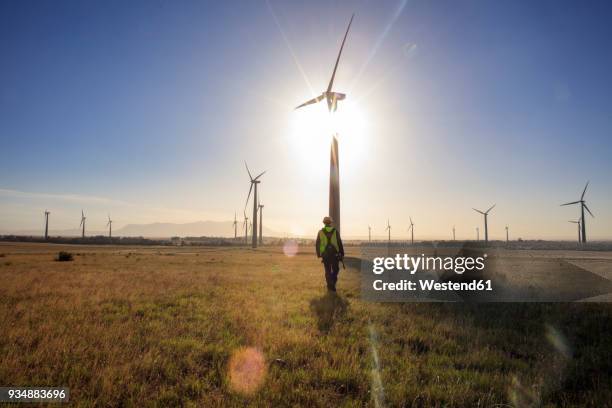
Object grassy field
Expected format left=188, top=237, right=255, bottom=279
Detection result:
left=1, top=242, right=611, bottom=407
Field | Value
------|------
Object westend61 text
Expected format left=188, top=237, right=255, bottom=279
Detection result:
left=373, top=279, right=493, bottom=291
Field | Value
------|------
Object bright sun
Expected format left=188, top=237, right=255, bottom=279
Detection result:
left=290, top=100, right=368, bottom=174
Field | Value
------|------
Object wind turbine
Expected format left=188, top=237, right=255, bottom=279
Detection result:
left=476, top=227, right=480, bottom=241
left=295, top=14, right=355, bottom=234
left=233, top=212, right=238, bottom=239
left=568, top=219, right=581, bottom=243
left=408, top=217, right=414, bottom=245
left=368, top=225, right=371, bottom=242
left=561, top=182, right=593, bottom=243
left=258, top=201, right=264, bottom=246
left=385, top=219, right=391, bottom=243
left=244, top=162, right=265, bottom=249
left=505, top=225, right=509, bottom=244
left=243, top=211, right=249, bottom=245
left=473, top=204, right=495, bottom=245
left=107, top=215, right=113, bottom=239
left=80, top=210, right=86, bottom=238
left=44, top=210, right=50, bottom=240
left=452, top=225, right=456, bottom=241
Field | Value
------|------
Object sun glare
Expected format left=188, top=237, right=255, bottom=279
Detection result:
left=290, top=101, right=368, bottom=173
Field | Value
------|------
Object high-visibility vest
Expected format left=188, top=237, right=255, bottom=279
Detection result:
left=318, top=227, right=339, bottom=256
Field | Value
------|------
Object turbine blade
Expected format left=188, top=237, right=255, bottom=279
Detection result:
left=327, top=13, right=354, bottom=93
left=560, top=201, right=580, bottom=206
left=244, top=183, right=253, bottom=212
left=254, top=170, right=266, bottom=181
left=485, top=204, right=496, bottom=214
left=581, top=181, right=589, bottom=200
left=409, top=216, right=413, bottom=225
left=584, top=203, right=594, bottom=217
left=473, top=208, right=484, bottom=215
left=244, top=161, right=253, bottom=181
left=295, top=94, right=324, bottom=110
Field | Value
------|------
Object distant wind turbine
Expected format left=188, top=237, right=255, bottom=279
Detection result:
left=385, top=219, right=391, bottom=243
left=233, top=212, right=238, bottom=239
left=107, top=215, right=113, bottom=239
left=44, top=210, right=50, bottom=240
left=452, top=225, right=456, bottom=241
left=473, top=204, right=495, bottom=245
left=368, top=225, right=371, bottom=242
left=408, top=217, right=414, bottom=245
left=505, top=225, right=509, bottom=244
left=243, top=211, right=249, bottom=245
left=80, top=210, right=86, bottom=238
left=244, top=162, right=265, bottom=249
left=295, top=14, right=355, bottom=234
left=568, top=219, right=581, bottom=243
left=561, top=182, right=593, bottom=243
left=476, top=227, right=479, bottom=242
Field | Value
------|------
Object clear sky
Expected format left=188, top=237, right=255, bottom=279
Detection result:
left=1, top=0, right=611, bottom=239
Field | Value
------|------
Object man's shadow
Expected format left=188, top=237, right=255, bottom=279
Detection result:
left=310, top=291, right=348, bottom=333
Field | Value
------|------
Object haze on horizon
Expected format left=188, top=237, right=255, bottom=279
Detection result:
left=1, top=0, right=612, bottom=240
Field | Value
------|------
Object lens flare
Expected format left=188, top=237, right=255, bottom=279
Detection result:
left=227, top=347, right=267, bottom=395
left=283, top=240, right=299, bottom=257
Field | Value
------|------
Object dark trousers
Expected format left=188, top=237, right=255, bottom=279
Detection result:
left=323, top=258, right=340, bottom=291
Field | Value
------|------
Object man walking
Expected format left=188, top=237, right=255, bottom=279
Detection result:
left=315, top=216, right=345, bottom=291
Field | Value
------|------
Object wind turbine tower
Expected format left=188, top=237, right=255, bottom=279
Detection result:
left=295, top=14, right=355, bottom=235
left=80, top=210, right=86, bottom=238
left=107, top=215, right=113, bottom=239
left=243, top=212, right=249, bottom=245
left=561, top=182, right=593, bottom=243
left=368, top=225, right=371, bottom=242
left=385, top=219, right=391, bottom=243
left=473, top=204, right=495, bottom=245
left=452, top=225, right=456, bottom=241
left=44, top=210, right=50, bottom=240
left=244, top=162, right=265, bottom=249
left=476, top=227, right=479, bottom=242
left=233, top=212, right=238, bottom=239
left=408, top=217, right=414, bottom=245
left=505, top=225, right=509, bottom=244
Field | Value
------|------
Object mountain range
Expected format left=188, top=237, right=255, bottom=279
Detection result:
left=3, top=221, right=279, bottom=239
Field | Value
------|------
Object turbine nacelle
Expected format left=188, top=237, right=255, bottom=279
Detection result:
left=295, top=91, right=346, bottom=112
left=294, top=14, right=354, bottom=114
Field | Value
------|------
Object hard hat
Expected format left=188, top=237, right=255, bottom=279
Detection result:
left=323, top=216, right=333, bottom=225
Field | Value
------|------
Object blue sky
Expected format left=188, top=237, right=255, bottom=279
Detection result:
left=1, top=0, right=611, bottom=239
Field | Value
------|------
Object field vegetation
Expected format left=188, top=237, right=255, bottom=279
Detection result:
left=0, top=242, right=610, bottom=406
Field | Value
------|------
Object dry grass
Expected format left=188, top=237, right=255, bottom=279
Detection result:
left=0, top=242, right=611, bottom=407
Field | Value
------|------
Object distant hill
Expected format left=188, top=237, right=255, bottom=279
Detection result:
left=3, top=221, right=278, bottom=239
left=115, top=220, right=277, bottom=238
